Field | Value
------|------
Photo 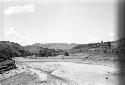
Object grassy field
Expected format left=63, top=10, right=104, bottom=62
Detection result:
left=13, top=53, right=119, bottom=67
left=0, top=53, right=120, bottom=85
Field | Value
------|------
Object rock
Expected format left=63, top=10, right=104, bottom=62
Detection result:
left=0, top=59, right=16, bottom=74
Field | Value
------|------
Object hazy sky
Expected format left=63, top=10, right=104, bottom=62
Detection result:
left=0, top=0, right=117, bottom=46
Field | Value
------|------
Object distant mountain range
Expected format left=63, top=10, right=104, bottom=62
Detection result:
left=25, top=43, right=77, bottom=50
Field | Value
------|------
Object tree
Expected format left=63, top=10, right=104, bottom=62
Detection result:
left=107, top=41, right=111, bottom=47
left=64, top=52, right=69, bottom=56
left=101, top=41, right=103, bottom=43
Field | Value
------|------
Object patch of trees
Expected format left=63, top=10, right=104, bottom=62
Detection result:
left=39, top=48, right=58, bottom=57
left=0, top=41, right=20, bottom=73
left=0, top=41, right=22, bottom=60
left=64, top=52, right=69, bottom=56
left=24, top=45, right=70, bottom=57
left=32, top=48, right=69, bottom=57
left=19, top=50, right=33, bottom=57
left=0, top=48, right=19, bottom=60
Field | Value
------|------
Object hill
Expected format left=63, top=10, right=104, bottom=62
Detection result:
left=28, top=43, right=77, bottom=50
left=68, top=38, right=125, bottom=63
left=24, top=45, right=68, bottom=57
left=0, top=41, right=23, bottom=73
left=0, top=41, right=24, bottom=59
left=69, top=41, right=117, bottom=54
left=0, top=41, right=32, bottom=73
left=69, top=38, right=125, bottom=54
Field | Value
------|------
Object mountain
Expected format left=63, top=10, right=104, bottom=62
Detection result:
left=28, top=43, right=77, bottom=50
left=24, top=45, right=43, bottom=54
left=24, top=38, right=125, bottom=55
left=24, top=45, right=67, bottom=57
left=23, top=43, right=77, bottom=57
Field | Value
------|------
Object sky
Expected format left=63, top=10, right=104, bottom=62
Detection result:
left=0, top=0, right=118, bottom=46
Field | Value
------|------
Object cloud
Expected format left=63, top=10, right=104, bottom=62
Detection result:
left=109, top=32, right=114, bottom=37
left=90, top=0, right=115, bottom=1
left=12, top=31, right=31, bottom=46
left=4, top=27, right=16, bottom=35
left=16, top=35, right=31, bottom=46
left=108, top=32, right=117, bottom=41
left=3, top=4, right=35, bottom=15
left=41, top=0, right=117, bottom=3
left=87, top=35, right=100, bottom=43
left=4, top=29, right=31, bottom=46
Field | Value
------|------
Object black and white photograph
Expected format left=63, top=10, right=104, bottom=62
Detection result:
left=0, top=0, right=125, bottom=85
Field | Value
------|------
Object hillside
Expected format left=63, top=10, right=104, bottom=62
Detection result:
left=0, top=41, right=33, bottom=73
left=23, top=39, right=125, bottom=58
left=68, top=39, right=125, bottom=63
left=68, top=39, right=124, bottom=54
left=0, top=41, right=23, bottom=73
left=24, top=45, right=43, bottom=54
left=24, top=45, right=68, bottom=57
left=0, top=41, right=24, bottom=59
left=29, top=43, right=77, bottom=50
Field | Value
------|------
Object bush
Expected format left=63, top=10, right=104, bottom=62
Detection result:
left=64, top=52, right=69, bottom=56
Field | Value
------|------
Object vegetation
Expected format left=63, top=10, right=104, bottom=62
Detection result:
left=0, top=38, right=124, bottom=73
left=69, top=41, right=119, bottom=55
left=29, top=43, right=77, bottom=50
left=0, top=41, right=26, bottom=73
left=0, top=41, right=70, bottom=60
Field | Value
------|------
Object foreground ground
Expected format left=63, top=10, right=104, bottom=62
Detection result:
left=0, top=56, right=120, bottom=85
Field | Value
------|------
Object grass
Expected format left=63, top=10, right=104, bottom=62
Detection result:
left=0, top=68, right=78, bottom=85
left=14, top=53, right=118, bottom=67
left=0, top=72, right=37, bottom=85
left=0, top=53, right=119, bottom=85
